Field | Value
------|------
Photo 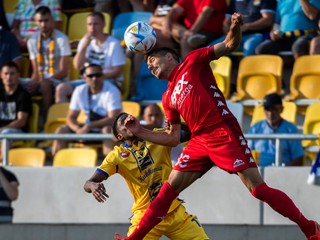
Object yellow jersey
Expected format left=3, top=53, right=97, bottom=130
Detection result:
left=98, top=140, right=182, bottom=213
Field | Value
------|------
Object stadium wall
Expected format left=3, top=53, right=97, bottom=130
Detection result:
left=2, top=166, right=319, bottom=239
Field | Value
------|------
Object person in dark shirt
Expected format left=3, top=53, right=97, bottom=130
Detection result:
left=0, top=61, right=32, bottom=160
left=0, top=166, right=19, bottom=223
left=209, top=0, right=277, bottom=56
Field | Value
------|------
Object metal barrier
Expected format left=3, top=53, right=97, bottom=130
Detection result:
left=1, top=133, right=319, bottom=166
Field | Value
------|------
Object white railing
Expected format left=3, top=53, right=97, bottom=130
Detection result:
left=1, top=133, right=319, bottom=166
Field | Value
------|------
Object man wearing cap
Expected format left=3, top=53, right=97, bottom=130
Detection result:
left=248, top=93, right=304, bottom=167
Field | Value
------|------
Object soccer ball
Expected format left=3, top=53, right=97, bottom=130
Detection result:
left=124, top=21, right=157, bottom=53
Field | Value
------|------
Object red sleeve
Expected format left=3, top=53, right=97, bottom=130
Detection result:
left=204, top=0, right=226, bottom=11
left=162, top=94, right=181, bottom=125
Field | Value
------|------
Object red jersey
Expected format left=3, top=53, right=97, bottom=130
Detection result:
left=162, top=46, right=235, bottom=134
left=176, top=0, right=227, bottom=34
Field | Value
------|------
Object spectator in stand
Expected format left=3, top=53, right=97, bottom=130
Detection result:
left=209, top=0, right=277, bottom=56
left=11, top=0, right=62, bottom=51
left=55, top=12, right=125, bottom=103
left=310, top=35, right=320, bottom=54
left=24, top=6, right=71, bottom=125
left=140, top=103, right=184, bottom=163
left=93, top=0, right=156, bottom=19
left=51, top=63, right=122, bottom=156
left=0, top=26, right=22, bottom=69
left=0, top=166, right=19, bottom=223
left=0, top=61, right=32, bottom=160
left=255, top=0, right=320, bottom=59
left=140, top=103, right=164, bottom=130
left=248, top=93, right=304, bottom=167
left=152, top=0, right=227, bottom=59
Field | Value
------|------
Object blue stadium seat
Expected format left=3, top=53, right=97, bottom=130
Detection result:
left=133, top=61, right=168, bottom=102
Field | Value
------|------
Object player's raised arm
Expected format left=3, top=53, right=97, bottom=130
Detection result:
left=84, top=171, right=109, bottom=203
left=212, top=12, right=243, bottom=59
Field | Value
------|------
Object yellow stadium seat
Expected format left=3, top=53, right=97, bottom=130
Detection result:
left=251, top=150, right=260, bottom=164
left=61, top=12, right=68, bottom=34
left=250, top=101, right=298, bottom=126
left=20, top=56, right=30, bottom=78
left=69, top=56, right=80, bottom=80
left=13, top=103, right=39, bottom=147
left=122, top=57, right=132, bottom=100
left=53, top=148, right=97, bottom=167
left=302, top=102, right=320, bottom=148
left=68, top=12, right=111, bottom=43
left=9, top=148, right=46, bottom=167
left=232, top=55, right=283, bottom=115
left=4, top=0, right=18, bottom=12
left=210, top=56, right=232, bottom=99
left=44, top=102, right=70, bottom=134
left=286, top=55, right=320, bottom=114
left=122, top=101, right=141, bottom=119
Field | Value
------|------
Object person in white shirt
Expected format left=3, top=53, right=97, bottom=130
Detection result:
left=51, top=63, right=122, bottom=156
left=55, top=11, right=126, bottom=103
left=23, top=6, right=71, bottom=124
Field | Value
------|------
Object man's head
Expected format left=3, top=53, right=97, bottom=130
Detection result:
left=263, top=93, right=283, bottom=127
left=112, top=112, right=137, bottom=142
left=83, top=63, right=104, bottom=93
left=143, top=104, right=163, bottom=129
left=1, top=61, right=20, bottom=90
left=86, top=12, right=105, bottom=37
left=34, top=6, right=54, bottom=35
left=145, top=47, right=180, bottom=79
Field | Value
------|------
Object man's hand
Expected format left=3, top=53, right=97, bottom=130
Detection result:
left=25, top=79, right=40, bottom=94
left=114, top=232, right=127, bottom=240
left=75, top=124, right=91, bottom=134
left=124, top=115, right=141, bottom=134
left=82, top=33, right=93, bottom=48
left=230, top=12, right=243, bottom=28
left=90, top=182, right=109, bottom=203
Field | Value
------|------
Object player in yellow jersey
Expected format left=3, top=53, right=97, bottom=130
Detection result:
left=84, top=112, right=209, bottom=240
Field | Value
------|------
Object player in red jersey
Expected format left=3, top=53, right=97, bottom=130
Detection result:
left=114, top=13, right=320, bottom=240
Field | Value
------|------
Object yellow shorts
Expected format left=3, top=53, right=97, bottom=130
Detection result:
left=128, top=204, right=209, bottom=240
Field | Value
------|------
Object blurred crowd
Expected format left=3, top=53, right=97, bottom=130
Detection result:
left=0, top=0, right=320, bottom=167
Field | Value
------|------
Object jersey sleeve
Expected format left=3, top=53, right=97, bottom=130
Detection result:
left=98, top=150, right=119, bottom=177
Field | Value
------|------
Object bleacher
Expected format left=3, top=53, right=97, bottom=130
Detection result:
left=1, top=1, right=320, bottom=168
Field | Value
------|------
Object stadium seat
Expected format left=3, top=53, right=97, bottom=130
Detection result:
left=122, top=57, right=132, bottom=100
left=13, top=103, right=39, bottom=147
left=61, top=12, right=68, bottom=34
left=302, top=102, right=320, bottom=148
left=250, top=101, right=298, bottom=126
left=122, top=101, right=141, bottom=119
left=210, top=56, right=232, bottom=99
left=20, top=56, right=31, bottom=78
left=251, top=150, right=260, bottom=164
left=232, top=55, right=283, bottom=115
left=135, top=61, right=168, bottom=103
left=286, top=55, right=320, bottom=114
left=3, top=0, right=18, bottom=12
left=9, top=148, right=46, bottom=167
left=53, top=148, right=97, bottom=167
left=44, top=102, right=70, bottom=134
left=68, top=12, right=111, bottom=43
left=69, top=56, right=80, bottom=80
left=111, top=12, right=153, bottom=41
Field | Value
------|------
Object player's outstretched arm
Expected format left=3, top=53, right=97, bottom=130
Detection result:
left=212, top=12, right=243, bottom=59
left=125, top=115, right=181, bottom=147
left=84, top=171, right=109, bottom=203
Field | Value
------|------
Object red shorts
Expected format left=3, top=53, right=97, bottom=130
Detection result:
left=173, top=118, right=257, bottom=173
